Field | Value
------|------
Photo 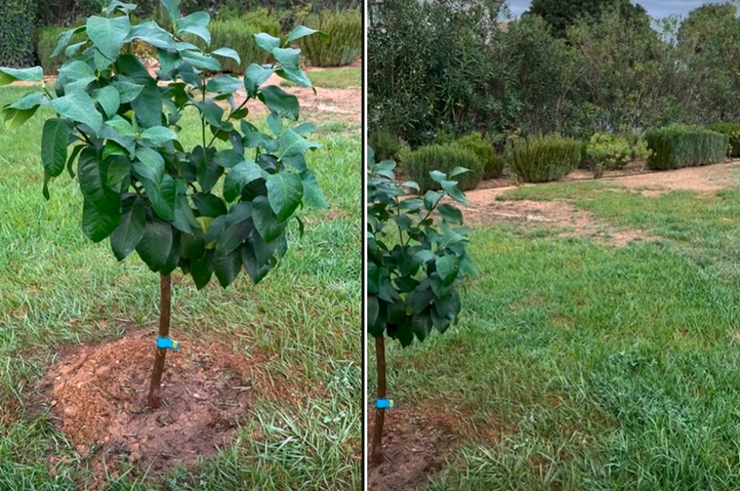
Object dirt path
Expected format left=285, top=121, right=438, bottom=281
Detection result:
left=459, top=160, right=740, bottom=246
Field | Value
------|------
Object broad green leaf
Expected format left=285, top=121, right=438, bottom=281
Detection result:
left=259, top=85, right=299, bottom=121
left=242, top=236, right=272, bottom=284
left=214, top=247, right=242, bottom=287
left=86, top=15, right=131, bottom=63
left=135, top=217, right=173, bottom=272
left=193, top=100, right=224, bottom=128
left=2, top=107, right=39, bottom=129
left=133, top=146, right=165, bottom=183
left=435, top=255, right=460, bottom=286
left=8, top=92, right=45, bottom=110
left=93, top=86, right=121, bottom=119
left=131, top=82, right=163, bottom=128
left=244, top=63, right=273, bottom=96
left=190, top=250, right=214, bottom=289
left=299, top=170, right=328, bottom=209
left=441, top=180, right=470, bottom=206
left=110, top=195, right=146, bottom=260
left=82, top=197, right=121, bottom=242
left=277, top=129, right=321, bottom=159
left=140, top=126, right=178, bottom=146
left=437, top=203, right=463, bottom=224
left=266, top=172, right=303, bottom=222
left=423, top=190, right=444, bottom=211
left=58, top=60, right=94, bottom=81
left=224, top=161, right=263, bottom=202
left=273, top=48, right=301, bottom=69
left=254, top=33, right=280, bottom=54
left=287, top=25, right=329, bottom=43
left=106, top=156, right=132, bottom=187
left=275, top=66, right=313, bottom=88
left=51, top=27, right=85, bottom=58
left=413, top=249, right=436, bottom=265
left=0, top=66, right=43, bottom=86
left=212, top=47, right=240, bottom=65
left=266, top=112, right=282, bottom=136
left=192, top=192, right=227, bottom=217
left=206, top=75, right=243, bottom=95
left=42, top=171, right=52, bottom=200
left=78, top=148, right=121, bottom=217
left=105, top=115, right=136, bottom=136
left=252, top=196, right=283, bottom=242
left=125, top=21, right=175, bottom=49
left=65, top=41, right=87, bottom=58
left=157, top=49, right=181, bottom=74
left=161, top=0, right=181, bottom=22
left=176, top=11, right=211, bottom=45
left=143, top=173, right=176, bottom=222
left=430, top=170, right=446, bottom=184
left=213, top=149, right=242, bottom=168
left=51, top=90, right=103, bottom=133
left=112, top=80, right=144, bottom=103
left=401, top=181, right=420, bottom=192
left=180, top=50, right=220, bottom=71
left=449, top=167, right=469, bottom=178
left=41, top=119, right=74, bottom=177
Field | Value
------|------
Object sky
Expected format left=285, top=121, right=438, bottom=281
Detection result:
left=504, top=0, right=732, bottom=19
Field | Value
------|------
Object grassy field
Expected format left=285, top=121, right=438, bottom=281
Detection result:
left=280, top=67, right=360, bottom=89
left=0, top=85, right=361, bottom=489
left=371, top=177, right=740, bottom=490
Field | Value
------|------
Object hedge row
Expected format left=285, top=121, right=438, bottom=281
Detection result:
left=298, top=10, right=361, bottom=67
left=708, top=122, right=740, bottom=158
left=508, top=135, right=582, bottom=183
left=0, top=0, right=36, bottom=68
left=404, top=144, right=483, bottom=193
left=645, top=125, right=728, bottom=170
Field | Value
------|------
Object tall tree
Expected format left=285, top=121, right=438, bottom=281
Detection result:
left=525, top=0, right=649, bottom=38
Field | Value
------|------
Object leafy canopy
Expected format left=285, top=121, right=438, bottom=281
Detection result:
left=0, top=0, right=329, bottom=290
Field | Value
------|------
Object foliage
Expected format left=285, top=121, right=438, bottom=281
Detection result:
left=525, top=0, right=650, bottom=39
left=369, top=129, right=403, bottom=162
left=187, top=10, right=281, bottom=73
left=708, top=122, right=740, bottom=158
left=298, top=9, right=361, bottom=67
left=455, top=133, right=504, bottom=180
left=645, top=125, right=728, bottom=170
left=35, top=25, right=83, bottom=75
left=0, top=0, right=36, bottom=68
left=508, top=134, right=581, bottom=183
left=367, top=147, right=475, bottom=347
left=1, top=0, right=328, bottom=289
left=404, top=144, right=483, bottom=193
left=586, top=132, right=651, bottom=176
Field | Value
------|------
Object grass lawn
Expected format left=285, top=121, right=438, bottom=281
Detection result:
left=280, top=67, right=361, bottom=89
left=371, top=176, right=740, bottom=490
left=0, top=85, right=361, bottom=490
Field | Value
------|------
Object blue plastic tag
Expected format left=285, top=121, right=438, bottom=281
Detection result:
left=376, top=399, right=396, bottom=409
left=156, top=337, right=180, bottom=351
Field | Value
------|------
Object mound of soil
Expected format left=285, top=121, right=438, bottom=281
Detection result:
left=36, top=330, right=264, bottom=481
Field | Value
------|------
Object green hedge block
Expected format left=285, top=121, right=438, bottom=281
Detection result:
left=508, top=134, right=581, bottom=183
left=403, top=144, right=483, bottom=193
left=646, top=125, right=728, bottom=170
left=708, top=122, right=740, bottom=158
left=0, top=0, right=36, bottom=68
left=455, top=133, right=504, bottom=180
left=298, top=10, right=361, bottom=67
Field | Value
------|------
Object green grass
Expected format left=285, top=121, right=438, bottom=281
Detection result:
left=0, top=85, right=361, bottom=490
left=280, top=67, right=360, bottom=89
left=371, top=170, right=740, bottom=490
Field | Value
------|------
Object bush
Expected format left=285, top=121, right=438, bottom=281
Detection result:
left=189, top=10, right=280, bottom=73
left=369, top=129, right=403, bottom=162
left=455, top=133, right=504, bottom=180
left=298, top=10, right=361, bottom=67
left=645, top=125, right=728, bottom=170
left=708, top=122, right=740, bottom=157
left=0, top=0, right=36, bottom=67
left=508, top=135, right=581, bottom=183
left=403, top=144, right=483, bottom=192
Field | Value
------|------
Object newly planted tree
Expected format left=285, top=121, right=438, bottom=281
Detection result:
left=366, top=147, right=475, bottom=465
left=1, top=0, right=328, bottom=409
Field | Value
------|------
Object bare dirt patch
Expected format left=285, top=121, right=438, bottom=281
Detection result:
left=35, top=329, right=274, bottom=485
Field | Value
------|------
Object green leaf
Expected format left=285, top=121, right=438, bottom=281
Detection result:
left=193, top=100, right=224, bottom=128
left=244, top=64, right=273, bottom=97
left=224, top=161, right=263, bottom=202
left=112, top=80, right=144, bottom=103
left=51, top=27, right=85, bottom=58
left=78, top=148, right=121, bottom=221
left=254, top=33, right=280, bottom=53
left=368, top=295, right=379, bottom=328
left=437, top=203, right=464, bottom=224
left=131, top=82, right=163, bottom=128
left=86, top=15, right=131, bottom=63
left=65, top=41, right=87, bottom=58
left=300, top=170, right=328, bottom=209
left=106, top=156, right=132, bottom=187
left=133, top=146, right=165, bottom=183
left=275, top=66, right=313, bottom=88
left=135, top=217, right=173, bottom=272
left=161, top=0, right=181, bottom=22
left=252, top=196, right=283, bottom=242
left=430, top=170, right=446, bottom=184
left=50, top=90, right=103, bottom=133
left=287, top=25, right=329, bottom=43
left=449, top=167, right=469, bottom=178
left=58, top=60, right=94, bottom=81
left=180, top=50, right=220, bottom=71
left=266, top=112, right=282, bottom=136
left=140, top=126, right=178, bottom=146
left=141, top=173, right=176, bottom=222
left=266, top=172, right=303, bottom=222
left=213, top=149, right=242, bottom=168
left=423, top=190, right=444, bottom=211
left=42, top=172, right=52, bottom=200
left=441, top=180, right=470, bottom=206
left=277, top=129, right=321, bottom=159
left=0, top=67, right=43, bottom=86
left=2, top=106, right=39, bottom=129
left=206, top=75, right=243, bottom=95
left=192, top=145, right=223, bottom=193
left=82, top=196, right=121, bottom=242
left=214, top=246, right=242, bottom=287
left=190, top=250, right=214, bottom=289
left=41, top=119, right=74, bottom=178
left=273, top=48, right=301, bottom=69
left=212, top=47, right=240, bottom=65
left=242, top=235, right=272, bottom=284
left=435, top=255, right=460, bottom=286
left=192, top=192, right=227, bottom=217
left=125, top=21, right=175, bottom=49
left=105, top=115, right=136, bottom=136
left=110, top=195, right=146, bottom=260
left=176, top=11, right=211, bottom=45
left=93, top=86, right=121, bottom=119
left=8, top=92, right=45, bottom=110
left=259, top=86, right=299, bottom=121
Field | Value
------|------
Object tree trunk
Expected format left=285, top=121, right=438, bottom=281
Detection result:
left=371, top=335, right=387, bottom=465
left=147, top=273, right=171, bottom=409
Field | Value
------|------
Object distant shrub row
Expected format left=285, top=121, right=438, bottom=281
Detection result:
left=645, top=125, right=728, bottom=170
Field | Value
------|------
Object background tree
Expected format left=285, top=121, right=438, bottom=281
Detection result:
left=524, top=0, right=648, bottom=38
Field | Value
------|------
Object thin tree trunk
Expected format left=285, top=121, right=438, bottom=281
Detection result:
left=147, top=273, right=171, bottom=409
left=371, top=335, right=387, bottom=465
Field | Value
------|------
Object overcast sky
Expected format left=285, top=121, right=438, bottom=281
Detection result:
left=505, top=1, right=733, bottom=19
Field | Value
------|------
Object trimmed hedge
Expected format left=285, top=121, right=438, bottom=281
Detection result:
left=645, top=125, right=728, bottom=170
left=298, top=10, right=361, bottom=67
left=508, top=135, right=581, bottom=183
left=1, top=0, right=36, bottom=68
left=403, top=144, right=483, bottom=192
left=708, top=122, right=740, bottom=158
left=455, top=133, right=504, bottom=180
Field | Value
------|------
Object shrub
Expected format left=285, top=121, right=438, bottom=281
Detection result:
left=369, top=129, right=403, bottom=162
left=708, top=122, right=740, bottom=157
left=455, top=133, right=504, bottom=180
left=0, top=0, right=36, bottom=67
left=298, top=10, right=361, bottom=67
left=645, top=125, right=728, bottom=170
left=508, top=135, right=581, bottom=183
left=403, top=144, right=483, bottom=192
left=189, top=10, right=280, bottom=73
